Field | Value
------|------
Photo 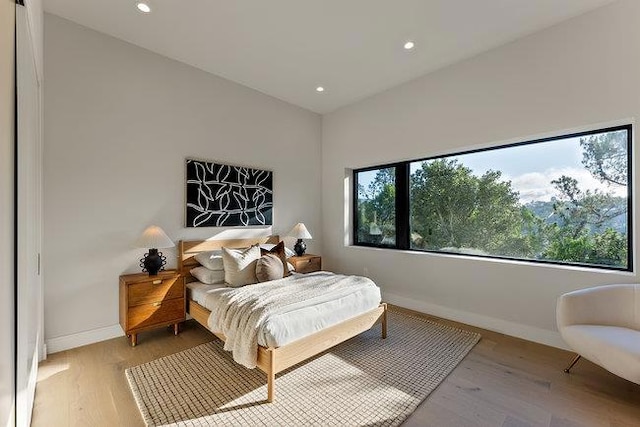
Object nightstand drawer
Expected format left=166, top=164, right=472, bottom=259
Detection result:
left=295, top=256, right=321, bottom=274
left=128, top=276, right=182, bottom=307
left=127, top=297, right=185, bottom=331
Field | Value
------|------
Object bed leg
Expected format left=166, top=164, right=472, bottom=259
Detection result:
left=267, top=349, right=276, bottom=403
left=381, top=303, right=388, bottom=339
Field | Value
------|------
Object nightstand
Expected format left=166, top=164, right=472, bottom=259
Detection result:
left=119, top=270, right=184, bottom=346
left=289, top=254, right=322, bottom=274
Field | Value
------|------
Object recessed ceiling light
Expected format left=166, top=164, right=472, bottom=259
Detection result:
left=316, top=86, right=325, bottom=93
left=136, top=2, right=151, bottom=13
left=403, top=41, right=415, bottom=50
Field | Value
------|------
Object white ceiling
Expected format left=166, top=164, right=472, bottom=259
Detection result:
left=44, top=0, right=616, bottom=114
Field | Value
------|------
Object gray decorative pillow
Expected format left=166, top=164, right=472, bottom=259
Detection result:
left=190, top=266, right=225, bottom=285
left=256, top=254, right=285, bottom=283
left=194, top=250, right=224, bottom=270
left=221, top=246, right=261, bottom=287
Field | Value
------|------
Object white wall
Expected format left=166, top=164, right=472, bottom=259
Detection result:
left=0, top=1, right=16, bottom=425
left=322, top=0, right=640, bottom=348
left=44, top=14, right=322, bottom=349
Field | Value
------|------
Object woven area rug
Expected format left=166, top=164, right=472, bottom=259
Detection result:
left=126, top=311, right=480, bottom=426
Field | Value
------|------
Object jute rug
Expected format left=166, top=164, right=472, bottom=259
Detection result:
left=126, top=310, right=480, bottom=426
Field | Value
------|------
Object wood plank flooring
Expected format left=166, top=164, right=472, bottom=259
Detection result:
left=32, top=307, right=640, bottom=427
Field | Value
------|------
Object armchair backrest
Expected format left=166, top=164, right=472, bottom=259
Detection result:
left=557, top=284, right=640, bottom=330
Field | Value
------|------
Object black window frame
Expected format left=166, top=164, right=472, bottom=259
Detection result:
left=352, top=124, right=633, bottom=272
left=353, top=163, right=405, bottom=249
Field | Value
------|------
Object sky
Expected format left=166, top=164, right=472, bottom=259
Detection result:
left=443, top=135, right=627, bottom=203
left=362, top=131, right=628, bottom=204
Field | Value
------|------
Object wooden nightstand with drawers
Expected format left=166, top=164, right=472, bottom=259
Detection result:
left=119, top=270, right=184, bottom=346
left=289, top=254, right=322, bottom=274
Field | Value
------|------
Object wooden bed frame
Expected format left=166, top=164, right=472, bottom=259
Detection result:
left=177, top=236, right=387, bottom=402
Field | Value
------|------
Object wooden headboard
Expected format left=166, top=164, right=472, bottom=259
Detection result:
left=178, top=235, right=280, bottom=283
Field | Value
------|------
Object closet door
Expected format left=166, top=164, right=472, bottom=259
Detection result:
left=16, top=5, right=43, bottom=427
left=0, top=1, right=16, bottom=426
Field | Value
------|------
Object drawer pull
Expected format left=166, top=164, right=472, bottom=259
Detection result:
left=153, top=302, right=161, bottom=307
left=152, top=279, right=162, bottom=285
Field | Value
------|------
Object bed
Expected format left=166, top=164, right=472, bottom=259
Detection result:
left=177, top=236, right=387, bottom=402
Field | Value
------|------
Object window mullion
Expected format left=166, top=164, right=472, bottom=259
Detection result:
left=396, top=163, right=410, bottom=250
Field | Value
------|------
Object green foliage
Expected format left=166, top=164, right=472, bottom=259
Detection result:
left=410, top=159, right=479, bottom=249
left=357, top=168, right=396, bottom=245
left=592, top=228, right=627, bottom=265
left=551, top=175, right=626, bottom=238
left=542, top=227, right=627, bottom=267
left=580, top=130, right=628, bottom=186
left=543, top=173, right=628, bottom=267
left=410, top=159, right=539, bottom=257
left=542, top=226, right=592, bottom=263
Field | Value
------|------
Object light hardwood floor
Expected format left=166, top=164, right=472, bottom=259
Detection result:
left=32, top=307, right=640, bottom=427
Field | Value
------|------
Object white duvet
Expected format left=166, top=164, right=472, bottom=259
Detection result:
left=202, top=271, right=381, bottom=368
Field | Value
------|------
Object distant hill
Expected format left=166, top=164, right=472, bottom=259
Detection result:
left=524, top=197, right=628, bottom=234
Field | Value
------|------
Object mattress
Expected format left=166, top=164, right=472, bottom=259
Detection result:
left=187, top=281, right=228, bottom=306
left=186, top=273, right=381, bottom=348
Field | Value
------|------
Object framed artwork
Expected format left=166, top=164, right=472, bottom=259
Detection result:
left=186, top=159, right=273, bottom=227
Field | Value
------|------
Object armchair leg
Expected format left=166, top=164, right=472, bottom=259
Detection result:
left=563, top=354, right=581, bottom=373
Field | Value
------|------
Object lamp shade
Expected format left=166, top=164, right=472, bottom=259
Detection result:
left=288, top=223, right=312, bottom=239
left=136, top=225, right=175, bottom=249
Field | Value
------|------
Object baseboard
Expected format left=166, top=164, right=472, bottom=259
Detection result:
left=383, top=291, right=569, bottom=350
left=45, top=299, right=567, bottom=353
left=46, top=324, right=123, bottom=354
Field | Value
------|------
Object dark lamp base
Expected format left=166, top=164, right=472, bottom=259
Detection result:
left=294, top=239, right=307, bottom=256
left=140, top=248, right=167, bottom=276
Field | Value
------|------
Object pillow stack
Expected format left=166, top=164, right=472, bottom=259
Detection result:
left=190, top=241, right=296, bottom=287
left=190, top=250, right=226, bottom=285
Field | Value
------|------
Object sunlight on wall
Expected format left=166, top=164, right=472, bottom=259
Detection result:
left=203, top=227, right=273, bottom=241
left=344, top=171, right=352, bottom=247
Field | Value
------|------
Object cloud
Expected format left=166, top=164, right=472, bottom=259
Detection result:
left=505, top=168, right=626, bottom=204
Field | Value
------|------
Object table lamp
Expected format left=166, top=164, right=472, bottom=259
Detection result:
left=136, top=225, right=175, bottom=275
left=288, top=223, right=312, bottom=256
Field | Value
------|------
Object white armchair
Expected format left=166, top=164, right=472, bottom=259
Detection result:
left=556, top=284, right=640, bottom=384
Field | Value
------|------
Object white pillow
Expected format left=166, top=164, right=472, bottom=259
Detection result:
left=190, top=266, right=225, bottom=285
left=221, top=246, right=261, bottom=287
left=194, top=250, right=224, bottom=270
left=260, top=243, right=296, bottom=259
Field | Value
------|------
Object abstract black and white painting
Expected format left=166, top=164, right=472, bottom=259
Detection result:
left=186, top=159, right=273, bottom=227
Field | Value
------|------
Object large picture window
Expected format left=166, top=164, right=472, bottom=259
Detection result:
left=353, top=125, right=633, bottom=271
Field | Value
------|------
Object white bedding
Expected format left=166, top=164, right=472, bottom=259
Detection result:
left=186, top=272, right=381, bottom=357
